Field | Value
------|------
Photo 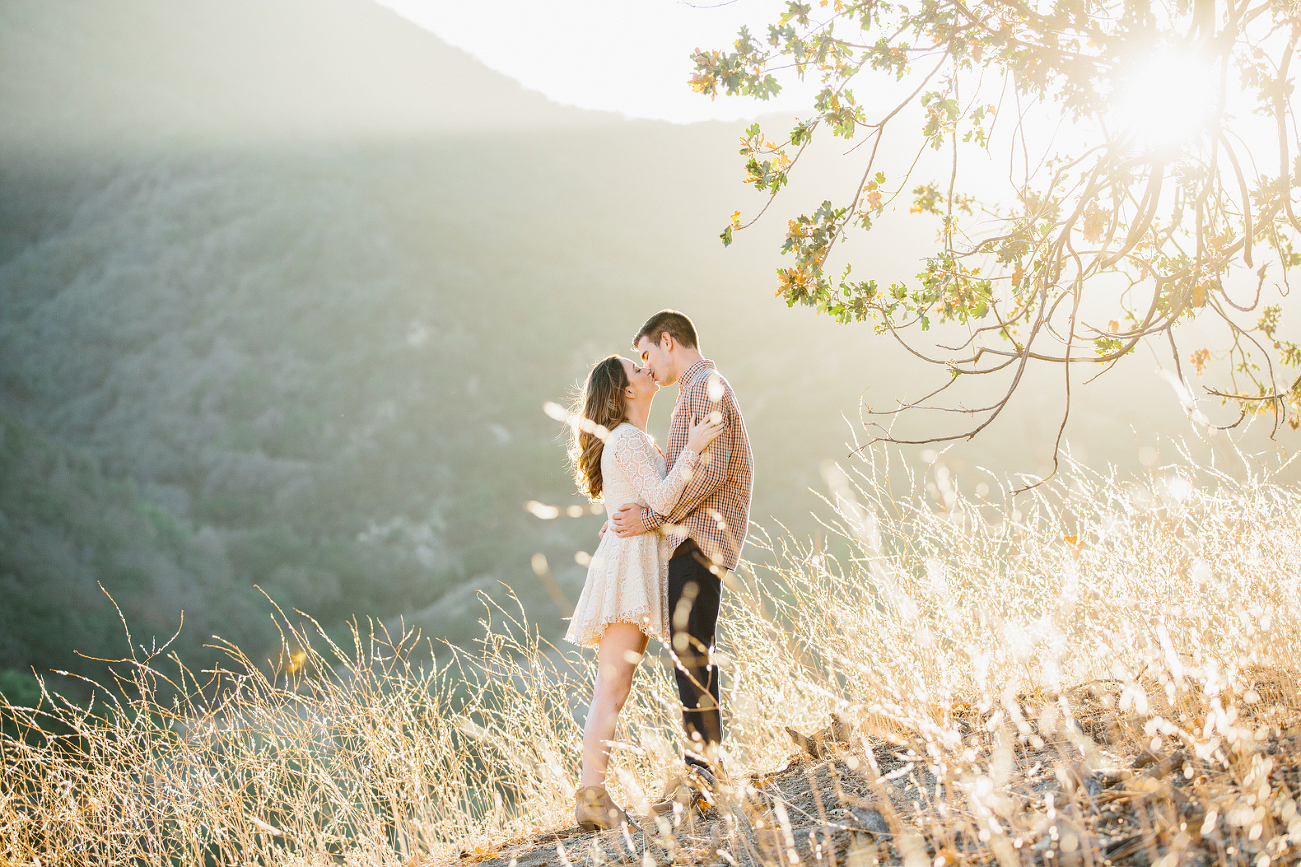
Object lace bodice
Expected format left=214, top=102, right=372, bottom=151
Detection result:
left=601, top=423, right=698, bottom=518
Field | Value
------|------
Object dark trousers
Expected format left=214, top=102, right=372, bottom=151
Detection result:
left=667, top=539, right=723, bottom=769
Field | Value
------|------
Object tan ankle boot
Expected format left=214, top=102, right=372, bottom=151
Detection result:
left=574, top=785, right=633, bottom=832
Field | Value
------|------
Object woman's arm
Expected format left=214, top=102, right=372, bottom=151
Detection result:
left=614, top=429, right=700, bottom=516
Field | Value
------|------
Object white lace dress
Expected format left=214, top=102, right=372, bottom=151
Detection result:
left=565, top=423, right=699, bottom=647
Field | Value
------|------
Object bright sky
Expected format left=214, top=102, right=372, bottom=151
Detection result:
left=371, top=0, right=821, bottom=123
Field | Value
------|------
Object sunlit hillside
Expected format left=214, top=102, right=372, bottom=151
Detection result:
left=1, top=0, right=1295, bottom=695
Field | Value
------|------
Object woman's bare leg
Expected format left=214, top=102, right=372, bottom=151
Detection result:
left=580, top=622, right=649, bottom=788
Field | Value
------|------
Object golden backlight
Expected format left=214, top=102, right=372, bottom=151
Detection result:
left=1111, top=45, right=1220, bottom=153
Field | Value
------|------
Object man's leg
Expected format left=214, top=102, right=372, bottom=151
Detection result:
left=667, top=540, right=723, bottom=770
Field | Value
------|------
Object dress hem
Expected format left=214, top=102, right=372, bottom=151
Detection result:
left=565, top=611, right=666, bottom=648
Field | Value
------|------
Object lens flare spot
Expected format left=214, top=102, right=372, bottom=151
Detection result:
left=1112, top=47, right=1219, bottom=152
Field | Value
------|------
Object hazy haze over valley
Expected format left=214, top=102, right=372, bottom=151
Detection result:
left=1, top=0, right=1290, bottom=692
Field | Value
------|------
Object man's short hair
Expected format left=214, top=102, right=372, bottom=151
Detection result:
left=633, top=310, right=698, bottom=351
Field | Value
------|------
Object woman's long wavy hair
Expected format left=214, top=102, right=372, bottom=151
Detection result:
left=569, top=356, right=629, bottom=501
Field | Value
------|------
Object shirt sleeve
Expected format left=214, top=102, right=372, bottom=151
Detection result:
left=659, top=379, right=734, bottom=524
left=640, top=400, right=693, bottom=533
left=614, top=429, right=700, bottom=516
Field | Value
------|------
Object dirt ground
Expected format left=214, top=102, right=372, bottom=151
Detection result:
left=447, top=699, right=1301, bottom=867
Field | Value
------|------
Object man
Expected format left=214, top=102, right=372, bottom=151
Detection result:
left=610, top=309, right=753, bottom=814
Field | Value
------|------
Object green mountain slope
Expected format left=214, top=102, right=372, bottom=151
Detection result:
left=0, top=406, right=268, bottom=677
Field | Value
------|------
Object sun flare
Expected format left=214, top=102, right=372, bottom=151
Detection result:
left=1112, top=46, right=1220, bottom=152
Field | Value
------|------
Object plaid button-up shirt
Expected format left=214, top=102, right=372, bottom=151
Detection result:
left=640, top=359, right=753, bottom=570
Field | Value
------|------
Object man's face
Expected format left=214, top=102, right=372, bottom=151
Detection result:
left=636, top=334, right=676, bottom=386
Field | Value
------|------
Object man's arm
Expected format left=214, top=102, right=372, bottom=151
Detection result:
left=658, top=384, right=733, bottom=523
left=638, top=504, right=667, bottom=533
left=636, top=397, right=694, bottom=534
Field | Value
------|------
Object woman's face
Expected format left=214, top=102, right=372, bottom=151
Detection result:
left=620, top=357, right=658, bottom=406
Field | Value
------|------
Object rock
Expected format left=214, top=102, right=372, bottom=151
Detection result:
left=842, top=806, right=891, bottom=837
left=1096, top=767, right=1132, bottom=788
left=830, top=711, right=859, bottom=746
left=786, top=712, right=859, bottom=759
left=1055, top=763, right=1103, bottom=799
left=786, top=725, right=823, bottom=758
left=1131, top=749, right=1161, bottom=770
left=1132, top=748, right=1188, bottom=779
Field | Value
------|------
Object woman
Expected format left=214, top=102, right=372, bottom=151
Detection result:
left=564, top=355, right=722, bottom=831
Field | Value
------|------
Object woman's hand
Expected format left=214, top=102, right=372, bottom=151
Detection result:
left=686, top=411, right=725, bottom=455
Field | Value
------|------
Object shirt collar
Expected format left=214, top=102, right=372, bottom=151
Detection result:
left=679, top=358, right=714, bottom=389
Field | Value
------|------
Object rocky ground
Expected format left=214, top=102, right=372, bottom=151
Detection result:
left=444, top=693, right=1301, bottom=867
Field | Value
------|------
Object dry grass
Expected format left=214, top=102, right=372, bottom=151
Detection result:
left=3, top=450, right=1301, bottom=866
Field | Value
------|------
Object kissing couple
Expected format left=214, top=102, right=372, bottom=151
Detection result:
left=560, top=309, right=754, bottom=831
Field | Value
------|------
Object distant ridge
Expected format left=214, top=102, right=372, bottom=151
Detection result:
left=0, top=0, right=618, bottom=156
